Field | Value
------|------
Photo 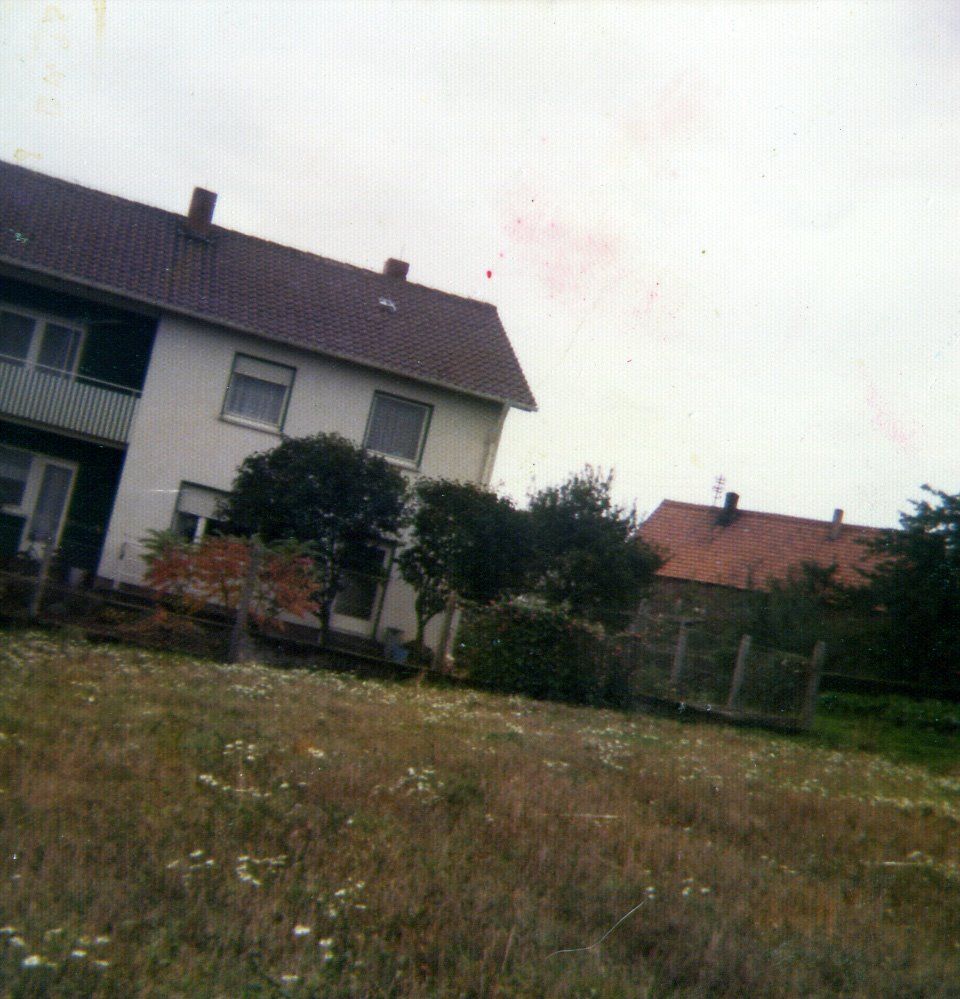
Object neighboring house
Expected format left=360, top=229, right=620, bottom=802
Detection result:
left=0, top=162, right=535, bottom=645
left=638, top=492, right=887, bottom=619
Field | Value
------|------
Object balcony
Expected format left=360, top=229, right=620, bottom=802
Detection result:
left=0, top=356, right=141, bottom=445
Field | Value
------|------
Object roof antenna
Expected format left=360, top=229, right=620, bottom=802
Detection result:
left=711, top=475, right=726, bottom=506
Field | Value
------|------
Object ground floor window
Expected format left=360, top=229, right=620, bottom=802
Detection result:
left=172, top=482, right=230, bottom=542
left=334, top=546, right=389, bottom=620
left=0, top=444, right=76, bottom=551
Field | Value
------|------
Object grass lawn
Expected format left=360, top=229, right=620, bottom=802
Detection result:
left=0, top=628, right=958, bottom=997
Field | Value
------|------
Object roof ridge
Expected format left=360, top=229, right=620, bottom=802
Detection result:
left=1, top=160, right=536, bottom=410
left=655, top=498, right=884, bottom=532
left=1, top=159, right=498, bottom=311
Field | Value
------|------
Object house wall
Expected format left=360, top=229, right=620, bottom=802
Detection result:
left=98, top=314, right=508, bottom=644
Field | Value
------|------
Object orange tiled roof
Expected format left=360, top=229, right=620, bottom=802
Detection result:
left=0, top=162, right=536, bottom=411
left=639, top=499, right=889, bottom=591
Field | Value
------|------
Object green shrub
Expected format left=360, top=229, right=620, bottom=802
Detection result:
left=455, top=598, right=630, bottom=706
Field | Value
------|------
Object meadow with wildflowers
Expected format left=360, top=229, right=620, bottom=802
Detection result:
left=0, top=628, right=958, bottom=997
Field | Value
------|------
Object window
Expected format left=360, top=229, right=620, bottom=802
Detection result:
left=0, top=445, right=76, bottom=548
left=172, top=483, right=230, bottom=543
left=0, top=307, right=83, bottom=377
left=364, top=392, right=431, bottom=464
left=0, top=446, right=31, bottom=506
left=222, top=354, right=295, bottom=428
left=334, top=546, right=388, bottom=620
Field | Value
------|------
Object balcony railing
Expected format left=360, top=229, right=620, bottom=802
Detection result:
left=0, top=357, right=141, bottom=444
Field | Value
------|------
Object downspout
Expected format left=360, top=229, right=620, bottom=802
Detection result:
left=478, top=403, right=510, bottom=486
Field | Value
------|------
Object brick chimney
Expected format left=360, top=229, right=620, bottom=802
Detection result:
left=185, top=187, right=217, bottom=236
left=383, top=258, right=409, bottom=280
left=829, top=508, right=843, bottom=540
left=717, top=491, right=739, bottom=526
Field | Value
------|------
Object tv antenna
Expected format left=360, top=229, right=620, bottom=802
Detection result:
left=711, top=475, right=726, bottom=505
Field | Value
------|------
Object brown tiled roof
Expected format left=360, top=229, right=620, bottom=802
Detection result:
left=0, top=162, right=536, bottom=410
left=639, top=499, right=889, bottom=591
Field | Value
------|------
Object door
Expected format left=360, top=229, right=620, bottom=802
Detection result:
left=28, top=462, right=75, bottom=545
left=0, top=445, right=76, bottom=555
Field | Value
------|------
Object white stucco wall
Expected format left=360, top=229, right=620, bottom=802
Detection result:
left=98, top=314, right=509, bottom=644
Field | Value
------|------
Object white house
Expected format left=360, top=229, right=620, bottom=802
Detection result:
left=0, top=162, right=535, bottom=646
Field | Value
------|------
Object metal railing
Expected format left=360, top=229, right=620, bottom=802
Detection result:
left=0, top=356, right=141, bottom=444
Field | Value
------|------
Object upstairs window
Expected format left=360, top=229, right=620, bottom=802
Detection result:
left=222, top=354, right=295, bottom=429
left=0, top=308, right=83, bottom=377
left=172, top=483, right=230, bottom=543
left=364, top=392, right=431, bottom=464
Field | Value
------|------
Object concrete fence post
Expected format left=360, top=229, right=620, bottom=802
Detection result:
left=727, top=634, right=753, bottom=709
left=433, top=591, right=458, bottom=671
left=670, top=621, right=690, bottom=688
left=28, top=541, right=57, bottom=622
left=227, top=538, right=261, bottom=663
left=800, top=640, right=827, bottom=731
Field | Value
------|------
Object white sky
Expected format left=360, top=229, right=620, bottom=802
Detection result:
left=3, top=0, right=958, bottom=528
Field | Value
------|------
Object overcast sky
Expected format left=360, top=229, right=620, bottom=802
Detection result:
left=3, top=0, right=958, bottom=528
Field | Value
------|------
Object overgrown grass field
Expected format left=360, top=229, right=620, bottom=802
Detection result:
left=1, top=630, right=958, bottom=997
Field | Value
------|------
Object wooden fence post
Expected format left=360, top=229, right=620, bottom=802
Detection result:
left=800, top=640, right=827, bottom=731
left=670, top=621, right=690, bottom=687
left=227, top=539, right=261, bottom=663
left=726, top=634, right=753, bottom=709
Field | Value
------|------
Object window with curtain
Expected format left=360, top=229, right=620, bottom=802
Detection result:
left=364, top=392, right=431, bottom=464
left=222, top=354, right=295, bottom=428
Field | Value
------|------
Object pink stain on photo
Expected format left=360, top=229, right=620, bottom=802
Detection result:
left=864, top=379, right=920, bottom=451
left=501, top=190, right=620, bottom=304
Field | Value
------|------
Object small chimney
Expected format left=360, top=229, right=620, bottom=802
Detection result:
left=717, top=491, right=739, bottom=526
left=186, top=187, right=217, bottom=235
left=383, top=258, right=409, bottom=280
left=829, top=508, right=844, bottom=540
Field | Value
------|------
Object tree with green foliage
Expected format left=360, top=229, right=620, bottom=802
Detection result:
left=743, top=561, right=846, bottom=652
left=862, top=485, right=960, bottom=688
left=397, top=478, right=531, bottom=651
left=526, top=467, right=663, bottom=633
left=219, top=433, right=407, bottom=642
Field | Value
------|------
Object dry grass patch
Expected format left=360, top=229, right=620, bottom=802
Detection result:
left=0, top=629, right=958, bottom=997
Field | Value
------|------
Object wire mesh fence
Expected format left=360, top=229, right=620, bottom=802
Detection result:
left=1, top=551, right=825, bottom=729
left=602, top=619, right=824, bottom=730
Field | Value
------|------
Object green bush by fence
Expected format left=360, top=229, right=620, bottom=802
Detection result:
left=455, top=598, right=631, bottom=706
